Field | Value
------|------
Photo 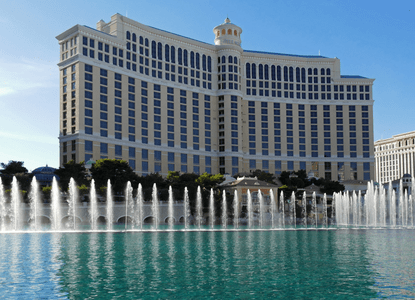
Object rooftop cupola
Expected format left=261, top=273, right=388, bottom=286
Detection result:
left=213, top=17, right=242, bottom=47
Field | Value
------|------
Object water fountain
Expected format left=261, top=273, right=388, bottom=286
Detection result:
left=106, top=180, right=113, bottom=231
left=233, top=190, right=239, bottom=229
left=51, top=177, right=61, bottom=231
left=1, top=174, right=415, bottom=232
left=168, top=186, right=174, bottom=230
left=28, top=177, right=40, bottom=231
left=221, top=191, right=227, bottom=229
left=209, top=189, right=214, bottom=229
left=68, top=178, right=78, bottom=230
left=136, top=184, right=144, bottom=230
left=89, top=179, right=98, bottom=231
left=0, top=178, right=6, bottom=231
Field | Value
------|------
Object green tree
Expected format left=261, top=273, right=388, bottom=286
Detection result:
left=320, top=180, right=345, bottom=195
left=138, top=173, right=169, bottom=201
left=251, top=169, right=276, bottom=184
left=0, top=161, right=28, bottom=175
left=195, top=173, right=225, bottom=190
left=55, top=160, right=87, bottom=191
left=90, top=159, right=139, bottom=195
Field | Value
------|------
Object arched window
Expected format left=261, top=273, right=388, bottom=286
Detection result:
left=246, top=63, right=251, bottom=79
left=139, top=36, right=144, bottom=45
left=126, top=31, right=131, bottom=40
left=264, top=65, right=269, bottom=80
left=151, top=41, right=156, bottom=58
left=228, top=56, right=232, bottom=64
left=178, top=48, right=182, bottom=65
left=313, top=68, right=318, bottom=75
left=271, top=65, right=276, bottom=80
left=165, top=44, right=170, bottom=62
left=183, top=49, right=188, bottom=66
left=234, top=30, right=237, bottom=36
left=218, top=57, right=220, bottom=64
left=308, top=68, right=312, bottom=75
left=296, top=67, right=300, bottom=82
left=301, top=68, right=306, bottom=83
left=196, top=53, right=200, bottom=69
left=190, top=51, right=195, bottom=68
left=202, top=54, right=207, bottom=71
left=259, top=64, right=263, bottom=80
left=222, top=29, right=225, bottom=35
left=157, top=42, right=163, bottom=60
left=277, top=66, right=281, bottom=81
left=208, top=56, right=212, bottom=72
left=132, top=33, right=136, bottom=42
left=252, top=63, right=256, bottom=79
left=234, top=56, right=237, bottom=64
left=321, top=68, right=325, bottom=76
left=217, top=30, right=220, bottom=37
left=221, top=56, right=225, bottom=64
left=326, top=68, right=331, bottom=76
left=171, top=46, right=175, bottom=63
left=289, top=67, right=294, bottom=82
left=228, top=29, right=232, bottom=35
left=283, top=66, right=288, bottom=81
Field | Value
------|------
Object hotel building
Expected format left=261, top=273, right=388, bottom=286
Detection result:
left=375, top=131, right=415, bottom=184
left=56, top=14, right=375, bottom=181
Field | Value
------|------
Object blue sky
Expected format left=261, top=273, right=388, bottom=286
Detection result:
left=0, top=0, right=414, bottom=171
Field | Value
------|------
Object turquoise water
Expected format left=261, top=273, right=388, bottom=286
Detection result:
left=0, top=229, right=415, bottom=299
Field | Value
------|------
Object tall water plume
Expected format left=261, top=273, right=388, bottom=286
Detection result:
left=258, top=190, right=264, bottom=228
left=152, top=183, right=159, bottom=230
left=290, top=192, right=296, bottom=228
left=89, top=180, right=99, bottom=230
left=106, top=180, right=113, bottom=231
left=11, top=177, right=21, bottom=231
left=279, top=191, right=285, bottom=227
left=183, top=187, right=190, bottom=229
left=379, top=185, right=386, bottom=226
left=209, top=189, right=215, bottom=228
left=391, top=191, right=397, bottom=226
left=270, top=189, right=277, bottom=228
left=247, top=189, right=253, bottom=228
left=398, top=179, right=403, bottom=226
left=136, top=184, right=144, bottom=230
left=222, top=191, right=227, bottom=229
left=322, top=193, right=328, bottom=228
left=168, top=186, right=174, bottom=230
left=311, top=192, right=317, bottom=228
left=50, top=177, right=61, bottom=231
left=68, top=178, right=78, bottom=230
left=196, top=186, right=202, bottom=229
left=125, top=181, right=133, bottom=229
left=233, top=190, right=239, bottom=229
left=28, top=177, right=40, bottom=230
left=301, top=192, right=307, bottom=228
left=0, top=178, right=6, bottom=231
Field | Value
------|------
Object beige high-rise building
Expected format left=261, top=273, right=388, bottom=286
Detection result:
left=56, top=14, right=375, bottom=181
left=375, top=131, right=415, bottom=184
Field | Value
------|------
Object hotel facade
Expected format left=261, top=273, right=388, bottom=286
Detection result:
left=56, top=14, right=375, bottom=181
left=375, top=131, right=415, bottom=184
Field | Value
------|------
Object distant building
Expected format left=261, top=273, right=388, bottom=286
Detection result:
left=56, top=13, right=374, bottom=180
left=375, top=131, right=415, bottom=184
left=32, top=165, right=59, bottom=187
left=222, top=176, right=280, bottom=206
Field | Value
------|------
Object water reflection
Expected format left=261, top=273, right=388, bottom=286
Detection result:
left=0, top=230, right=414, bottom=298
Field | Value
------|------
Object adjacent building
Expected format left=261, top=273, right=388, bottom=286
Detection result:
left=375, top=131, right=415, bottom=184
left=56, top=14, right=375, bottom=180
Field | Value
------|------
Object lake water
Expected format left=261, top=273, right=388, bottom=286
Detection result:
left=0, top=228, right=414, bottom=299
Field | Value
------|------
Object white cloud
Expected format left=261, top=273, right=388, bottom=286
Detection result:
left=0, top=130, right=56, bottom=145
left=0, top=56, right=58, bottom=99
